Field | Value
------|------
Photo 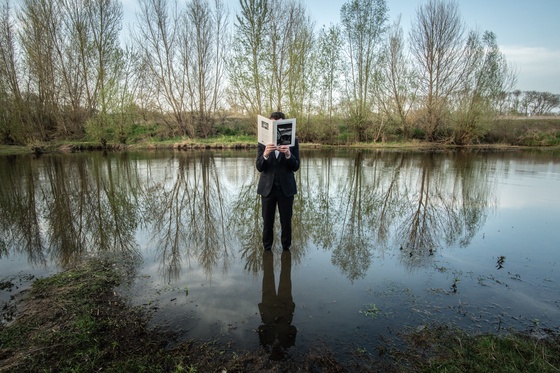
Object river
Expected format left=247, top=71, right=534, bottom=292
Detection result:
left=1, top=148, right=559, bottom=360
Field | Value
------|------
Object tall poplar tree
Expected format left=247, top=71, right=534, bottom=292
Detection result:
left=227, top=0, right=270, bottom=116
left=340, top=0, right=388, bottom=141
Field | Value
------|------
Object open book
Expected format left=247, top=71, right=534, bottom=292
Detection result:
left=257, top=115, right=296, bottom=147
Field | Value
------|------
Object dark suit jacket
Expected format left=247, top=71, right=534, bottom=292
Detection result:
left=256, top=139, right=300, bottom=197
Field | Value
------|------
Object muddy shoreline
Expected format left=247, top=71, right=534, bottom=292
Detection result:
left=2, top=259, right=559, bottom=372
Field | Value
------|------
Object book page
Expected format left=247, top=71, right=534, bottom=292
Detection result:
left=275, top=118, right=296, bottom=147
left=257, top=115, right=274, bottom=145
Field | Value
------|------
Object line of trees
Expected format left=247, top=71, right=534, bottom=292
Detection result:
left=0, top=0, right=557, bottom=147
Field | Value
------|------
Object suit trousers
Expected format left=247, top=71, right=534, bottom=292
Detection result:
left=261, top=185, right=294, bottom=250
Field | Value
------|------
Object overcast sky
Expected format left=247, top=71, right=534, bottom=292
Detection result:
left=121, top=0, right=560, bottom=94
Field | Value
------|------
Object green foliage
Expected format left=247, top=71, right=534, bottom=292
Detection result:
left=215, top=125, right=237, bottom=136
left=296, top=117, right=341, bottom=143
left=347, top=113, right=369, bottom=142
left=518, top=129, right=560, bottom=146
left=85, top=109, right=139, bottom=146
left=395, top=324, right=560, bottom=373
left=484, top=117, right=560, bottom=145
left=0, top=90, right=33, bottom=145
left=127, top=123, right=159, bottom=142
left=450, top=109, right=492, bottom=145
left=360, top=303, right=380, bottom=319
left=4, top=112, right=560, bottom=150
left=85, top=115, right=110, bottom=147
left=337, top=126, right=354, bottom=144
left=409, top=127, right=425, bottom=140
left=213, top=116, right=253, bottom=137
left=0, top=109, right=24, bottom=145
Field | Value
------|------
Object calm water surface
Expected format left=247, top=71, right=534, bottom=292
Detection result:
left=1, top=149, right=559, bottom=360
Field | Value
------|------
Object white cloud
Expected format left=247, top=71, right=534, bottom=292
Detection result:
left=501, top=45, right=560, bottom=93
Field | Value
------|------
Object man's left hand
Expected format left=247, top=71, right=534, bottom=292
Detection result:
left=278, top=145, right=291, bottom=158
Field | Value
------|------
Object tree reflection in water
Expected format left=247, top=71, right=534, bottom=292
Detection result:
left=0, top=149, right=497, bottom=282
left=0, top=155, right=46, bottom=266
left=0, top=154, right=142, bottom=269
left=395, top=152, right=495, bottom=269
left=144, top=152, right=234, bottom=282
left=232, top=178, right=261, bottom=275
left=332, top=151, right=372, bottom=282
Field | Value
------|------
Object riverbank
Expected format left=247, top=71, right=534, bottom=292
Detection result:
left=1, top=258, right=558, bottom=372
left=2, top=137, right=558, bottom=157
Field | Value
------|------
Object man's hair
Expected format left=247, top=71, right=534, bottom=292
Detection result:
left=270, top=111, right=285, bottom=120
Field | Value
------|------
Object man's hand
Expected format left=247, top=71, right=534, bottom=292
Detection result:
left=278, top=145, right=291, bottom=158
left=263, top=144, right=277, bottom=158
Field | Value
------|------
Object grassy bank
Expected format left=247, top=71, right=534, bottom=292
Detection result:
left=1, top=259, right=559, bottom=372
left=1, top=137, right=557, bottom=158
left=1, top=115, right=559, bottom=156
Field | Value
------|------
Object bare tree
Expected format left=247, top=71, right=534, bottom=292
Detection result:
left=228, top=0, right=313, bottom=117
left=210, top=0, right=229, bottom=114
left=84, top=0, right=124, bottom=146
left=110, top=45, right=140, bottom=143
left=282, top=1, right=315, bottom=117
left=0, top=0, right=25, bottom=143
left=340, top=0, right=388, bottom=141
left=265, top=0, right=313, bottom=115
left=133, top=0, right=194, bottom=137
left=182, top=0, right=209, bottom=132
left=86, top=0, right=123, bottom=109
left=182, top=0, right=228, bottom=137
left=18, top=0, right=61, bottom=141
left=315, top=24, right=343, bottom=121
left=409, top=0, right=469, bottom=140
left=265, top=0, right=287, bottom=111
left=521, top=91, right=560, bottom=116
left=17, top=0, right=124, bottom=144
left=227, top=0, right=271, bottom=116
left=375, top=16, right=418, bottom=139
left=452, top=30, right=516, bottom=144
left=508, top=89, right=522, bottom=115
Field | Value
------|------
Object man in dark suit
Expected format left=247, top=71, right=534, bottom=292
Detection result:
left=256, top=112, right=300, bottom=251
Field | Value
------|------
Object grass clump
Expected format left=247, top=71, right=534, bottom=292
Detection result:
left=393, top=324, right=560, bottom=372
left=0, top=259, right=175, bottom=372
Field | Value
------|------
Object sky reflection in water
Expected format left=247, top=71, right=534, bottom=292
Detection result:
left=1, top=149, right=559, bottom=358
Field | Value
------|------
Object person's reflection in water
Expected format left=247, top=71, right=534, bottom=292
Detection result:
left=258, top=250, right=296, bottom=361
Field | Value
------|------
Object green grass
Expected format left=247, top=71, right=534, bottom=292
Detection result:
left=0, top=145, right=31, bottom=155
left=197, top=134, right=254, bottom=144
left=0, top=259, right=173, bottom=372
left=393, top=324, right=560, bottom=373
